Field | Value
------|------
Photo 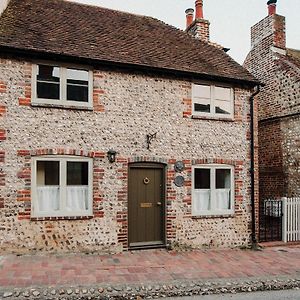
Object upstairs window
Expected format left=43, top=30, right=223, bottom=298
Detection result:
left=192, top=84, right=234, bottom=118
left=31, top=157, right=93, bottom=218
left=32, top=64, right=93, bottom=108
left=192, top=165, right=234, bottom=216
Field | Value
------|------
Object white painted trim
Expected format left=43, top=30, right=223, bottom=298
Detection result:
left=192, top=164, right=235, bottom=216
left=192, top=83, right=234, bottom=119
left=31, top=63, right=93, bottom=109
left=31, top=156, right=93, bottom=218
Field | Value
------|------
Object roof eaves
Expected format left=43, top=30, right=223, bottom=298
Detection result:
left=0, top=44, right=261, bottom=87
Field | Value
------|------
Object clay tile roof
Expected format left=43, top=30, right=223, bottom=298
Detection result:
left=287, top=48, right=300, bottom=67
left=0, top=0, right=258, bottom=85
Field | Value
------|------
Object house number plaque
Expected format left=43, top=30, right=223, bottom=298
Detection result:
left=140, top=203, right=153, bottom=208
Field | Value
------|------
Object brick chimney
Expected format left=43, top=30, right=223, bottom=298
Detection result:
left=0, top=0, right=10, bottom=16
left=186, top=0, right=210, bottom=43
left=250, top=0, right=285, bottom=50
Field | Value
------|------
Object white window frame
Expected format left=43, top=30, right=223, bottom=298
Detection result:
left=192, top=83, right=234, bottom=119
left=31, top=156, right=93, bottom=218
left=192, top=164, right=234, bottom=216
left=32, top=63, right=93, bottom=108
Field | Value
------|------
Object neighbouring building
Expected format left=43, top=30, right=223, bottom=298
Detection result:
left=244, top=0, right=300, bottom=241
left=0, top=0, right=259, bottom=254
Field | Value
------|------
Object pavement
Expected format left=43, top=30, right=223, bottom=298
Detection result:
left=0, top=244, right=299, bottom=299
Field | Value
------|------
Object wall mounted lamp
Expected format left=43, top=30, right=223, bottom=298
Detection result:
left=107, top=149, right=117, bottom=163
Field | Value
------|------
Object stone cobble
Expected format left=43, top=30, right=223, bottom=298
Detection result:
left=0, top=277, right=300, bottom=299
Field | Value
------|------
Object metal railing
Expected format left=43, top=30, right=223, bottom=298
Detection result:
left=259, top=199, right=283, bottom=242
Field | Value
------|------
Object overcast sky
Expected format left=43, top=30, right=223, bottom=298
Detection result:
left=70, top=0, right=300, bottom=64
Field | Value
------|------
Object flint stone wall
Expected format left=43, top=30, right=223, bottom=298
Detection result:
left=0, top=57, right=253, bottom=253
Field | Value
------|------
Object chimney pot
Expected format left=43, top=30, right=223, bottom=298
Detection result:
left=185, top=8, right=194, bottom=28
left=195, top=0, right=204, bottom=19
left=267, top=0, right=277, bottom=15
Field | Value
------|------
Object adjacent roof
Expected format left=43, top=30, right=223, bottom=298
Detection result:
left=287, top=48, right=300, bottom=68
left=275, top=48, right=300, bottom=81
left=0, top=0, right=258, bottom=85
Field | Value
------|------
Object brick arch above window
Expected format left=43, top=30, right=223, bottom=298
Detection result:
left=17, top=149, right=105, bottom=158
left=191, top=158, right=243, bottom=167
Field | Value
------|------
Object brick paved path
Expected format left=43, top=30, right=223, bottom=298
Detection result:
left=0, top=246, right=299, bottom=288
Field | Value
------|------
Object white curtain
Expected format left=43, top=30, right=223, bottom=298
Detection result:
left=216, top=189, right=230, bottom=209
left=37, top=186, right=60, bottom=211
left=194, top=190, right=210, bottom=211
left=66, top=186, right=88, bottom=211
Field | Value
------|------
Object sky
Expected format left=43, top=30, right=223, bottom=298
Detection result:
left=70, top=0, right=300, bottom=64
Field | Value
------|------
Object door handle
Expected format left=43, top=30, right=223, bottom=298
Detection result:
left=157, top=202, right=162, bottom=206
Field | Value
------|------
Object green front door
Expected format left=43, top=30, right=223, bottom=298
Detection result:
left=128, top=163, right=165, bottom=248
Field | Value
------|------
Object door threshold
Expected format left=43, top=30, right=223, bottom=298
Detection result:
left=129, top=241, right=165, bottom=250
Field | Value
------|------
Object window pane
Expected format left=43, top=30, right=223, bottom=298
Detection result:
left=66, top=186, right=89, bottom=211
left=194, top=190, right=211, bottom=211
left=66, top=69, right=89, bottom=102
left=193, top=84, right=211, bottom=98
left=194, top=169, right=210, bottom=189
left=67, top=161, right=88, bottom=185
left=215, top=86, right=231, bottom=100
left=37, top=65, right=60, bottom=100
left=37, top=161, right=59, bottom=186
left=216, top=169, right=231, bottom=189
left=215, top=189, right=231, bottom=210
left=216, top=169, right=231, bottom=210
left=67, top=85, right=88, bottom=102
left=36, top=161, right=60, bottom=212
left=194, top=98, right=211, bottom=113
left=215, top=99, right=231, bottom=115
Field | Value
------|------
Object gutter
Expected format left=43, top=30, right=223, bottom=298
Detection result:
left=249, top=85, right=260, bottom=246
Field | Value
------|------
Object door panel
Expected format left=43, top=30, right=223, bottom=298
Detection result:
left=128, top=164, right=165, bottom=247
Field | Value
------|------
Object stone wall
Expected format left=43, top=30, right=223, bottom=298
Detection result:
left=282, top=116, right=300, bottom=197
left=244, top=12, right=300, bottom=201
left=0, top=57, right=254, bottom=254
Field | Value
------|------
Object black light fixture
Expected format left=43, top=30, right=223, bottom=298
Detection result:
left=107, top=149, right=117, bottom=163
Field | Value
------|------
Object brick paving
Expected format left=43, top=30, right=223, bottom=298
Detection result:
left=0, top=245, right=299, bottom=289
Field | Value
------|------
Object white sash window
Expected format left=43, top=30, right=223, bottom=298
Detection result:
left=31, top=156, right=93, bottom=217
left=192, top=165, right=234, bottom=216
left=32, top=64, right=93, bottom=108
left=192, top=83, right=234, bottom=118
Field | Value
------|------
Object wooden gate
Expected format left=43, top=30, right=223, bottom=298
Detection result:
left=283, top=197, right=300, bottom=242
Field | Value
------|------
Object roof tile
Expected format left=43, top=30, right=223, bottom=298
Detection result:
left=0, top=0, right=258, bottom=84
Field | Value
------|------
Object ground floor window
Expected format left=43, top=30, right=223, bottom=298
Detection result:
left=192, top=165, right=234, bottom=216
left=31, top=156, right=93, bottom=217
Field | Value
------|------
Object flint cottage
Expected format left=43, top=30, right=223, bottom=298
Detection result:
left=0, top=0, right=259, bottom=253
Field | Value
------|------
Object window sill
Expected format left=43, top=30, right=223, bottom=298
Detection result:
left=31, top=102, right=93, bottom=111
left=31, top=215, right=93, bottom=221
left=192, top=214, right=235, bottom=219
left=191, top=115, right=234, bottom=122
